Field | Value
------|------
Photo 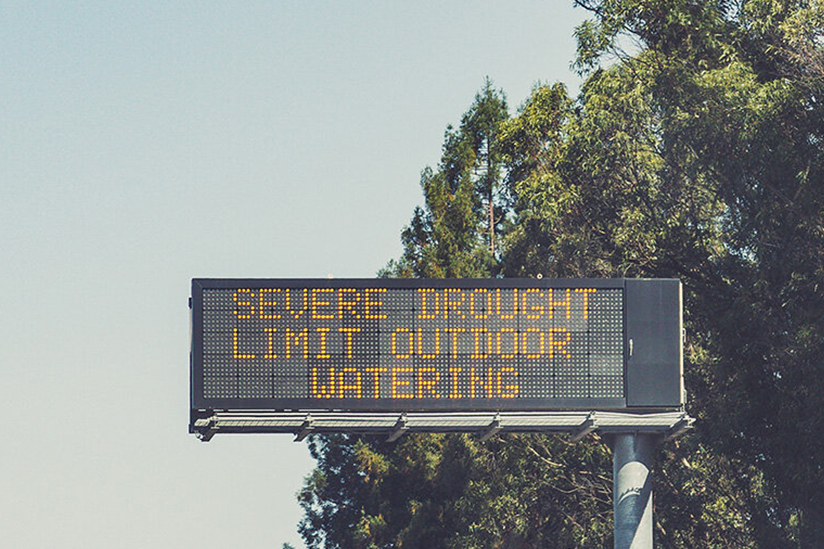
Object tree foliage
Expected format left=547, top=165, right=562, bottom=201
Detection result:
left=299, top=1, right=824, bottom=547
left=381, top=79, right=508, bottom=279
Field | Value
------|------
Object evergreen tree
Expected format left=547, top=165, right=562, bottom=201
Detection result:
left=381, top=79, right=508, bottom=279
left=299, top=1, right=824, bottom=546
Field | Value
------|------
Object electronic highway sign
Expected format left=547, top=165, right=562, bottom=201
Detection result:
left=190, top=278, right=682, bottom=418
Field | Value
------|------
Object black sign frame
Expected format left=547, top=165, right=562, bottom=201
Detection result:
left=190, top=278, right=682, bottom=418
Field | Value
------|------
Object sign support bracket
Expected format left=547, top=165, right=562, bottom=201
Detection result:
left=386, top=414, right=408, bottom=442
left=478, top=413, right=502, bottom=442
left=294, top=414, right=314, bottom=442
left=570, top=411, right=597, bottom=442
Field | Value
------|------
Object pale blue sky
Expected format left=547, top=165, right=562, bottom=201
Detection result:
left=1, top=2, right=588, bottom=548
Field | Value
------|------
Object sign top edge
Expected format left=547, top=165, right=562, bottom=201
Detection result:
left=191, top=278, right=678, bottom=291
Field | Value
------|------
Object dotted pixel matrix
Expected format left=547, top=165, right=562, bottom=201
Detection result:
left=198, top=285, right=625, bottom=404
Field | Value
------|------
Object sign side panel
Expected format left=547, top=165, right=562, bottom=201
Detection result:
left=625, top=279, right=683, bottom=408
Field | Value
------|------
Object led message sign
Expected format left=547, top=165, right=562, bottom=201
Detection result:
left=190, top=279, right=683, bottom=414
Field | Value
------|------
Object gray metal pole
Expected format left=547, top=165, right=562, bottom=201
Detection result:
left=612, top=433, right=658, bottom=549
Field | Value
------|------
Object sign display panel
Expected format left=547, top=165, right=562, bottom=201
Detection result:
left=190, top=278, right=688, bottom=414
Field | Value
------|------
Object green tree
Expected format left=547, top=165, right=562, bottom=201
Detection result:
left=299, top=1, right=824, bottom=546
left=572, top=1, right=824, bottom=544
left=501, top=71, right=763, bottom=548
left=382, top=79, right=508, bottom=279
left=509, top=0, right=824, bottom=544
left=299, top=432, right=618, bottom=549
